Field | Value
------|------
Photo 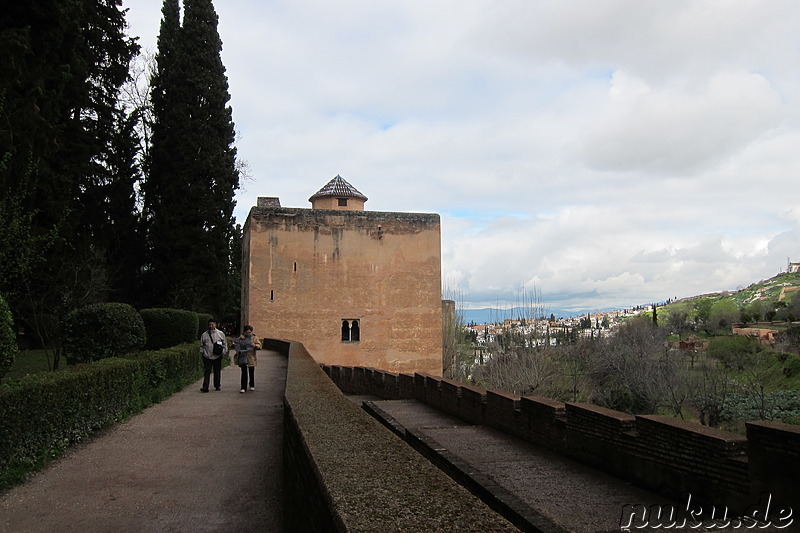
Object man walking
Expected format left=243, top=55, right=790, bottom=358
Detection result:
left=200, top=318, right=227, bottom=392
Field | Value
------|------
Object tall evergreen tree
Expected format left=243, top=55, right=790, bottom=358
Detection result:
left=1, top=0, right=139, bottom=362
left=145, top=0, right=240, bottom=317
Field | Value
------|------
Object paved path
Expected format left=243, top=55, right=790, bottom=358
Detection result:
left=0, top=350, right=286, bottom=533
left=4, top=363, right=783, bottom=533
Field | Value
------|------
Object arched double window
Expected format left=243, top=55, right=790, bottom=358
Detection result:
left=341, top=319, right=360, bottom=342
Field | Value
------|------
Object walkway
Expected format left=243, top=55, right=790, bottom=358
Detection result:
left=0, top=350, right=286, bottom=533
left=3, top=361, right=785, bottom=532
left=361, top=399, right=784, bottom=533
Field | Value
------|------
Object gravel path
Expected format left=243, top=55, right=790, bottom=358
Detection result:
left=0, top=350, right=286, bottom=533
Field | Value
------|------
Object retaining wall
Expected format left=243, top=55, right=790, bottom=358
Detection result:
left=322, top=364, right=800, bottom=515
left=278, top=340, right=519, bottom=532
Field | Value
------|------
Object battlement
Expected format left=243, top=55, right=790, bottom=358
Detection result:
left=322, top=364, right=800, bottom=515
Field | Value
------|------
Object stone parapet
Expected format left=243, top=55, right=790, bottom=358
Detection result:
left=284, top=342, right=518, bottom=532
left=322, top=363, right=800, bottom=515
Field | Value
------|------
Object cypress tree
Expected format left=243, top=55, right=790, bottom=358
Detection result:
left=0, top=1, right=139, bottom=294
left=145, top=0, right=239, bottom=317
left=1, top=0, right=140, bottom=364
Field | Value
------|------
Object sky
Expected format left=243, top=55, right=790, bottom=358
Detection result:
left=124, top=0, right=800, bottom=315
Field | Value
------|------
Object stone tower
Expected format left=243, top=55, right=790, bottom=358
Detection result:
left=241, top=175, right=443, bottom=375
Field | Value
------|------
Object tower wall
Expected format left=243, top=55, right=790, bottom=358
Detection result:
left=242, top=206, right=442, bottom=375
left=309, top=196, right=366, bottom=211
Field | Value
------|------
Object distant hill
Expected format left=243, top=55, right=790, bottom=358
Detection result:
left=669, top=271, right=800, bottom=308
left=460, top=272, right=800, bottom=325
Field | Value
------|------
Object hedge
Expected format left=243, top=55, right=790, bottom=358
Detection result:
left=0, top=343, right=201, bottom=489
left=63, top=302, right=146, bottom=364
left=140, top=308, right=199, bottom=350
left=0, top=294, right=17, bottom=380
left=195, top=312, right=213, bottom=339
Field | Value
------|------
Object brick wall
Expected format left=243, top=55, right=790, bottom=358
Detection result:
left=746, top=420, right=800, bottom=513
left=323, top=363, right=800, bottom=514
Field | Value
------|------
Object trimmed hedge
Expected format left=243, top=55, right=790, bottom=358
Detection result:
left=140, top=308, right=199, bottom=349
left=64, top=303, right=146, bottom=364
left=0, top=343, right=201, bottom=488
left=195, top=312, right=213, bottom=339
left=0, top=294, right=17, bottom=380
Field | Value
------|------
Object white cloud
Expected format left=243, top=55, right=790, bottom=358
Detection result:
left=578, top=70, right=783, bottom=175
left=125, top=0, right=800, bottom=314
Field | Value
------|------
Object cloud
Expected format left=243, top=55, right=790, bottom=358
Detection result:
left=125, top=0, right=800, bottom=315
left=577, top=70, right=783, bottom=175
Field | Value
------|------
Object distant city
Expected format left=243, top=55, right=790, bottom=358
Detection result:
left=461, top=306, right=627, bottom=325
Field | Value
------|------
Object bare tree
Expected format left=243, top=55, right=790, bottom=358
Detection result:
left=441, top=284, right=475, bottom=381
left=587, top=316, right=673, bottom=414
left=666, top=305, right=691, bottom=340
left=687, top=357, right=732, bottom=428
left=120, top=48, right=155, bottom=188
left=474, top=285, right=560, bottom=396
left=549, top=340, right=594, bottom=403
left=658, top=348, right=692, bottom=419
left=17, top=247, right=110, bottom=370
left=739, top=349, right=784, bottom=421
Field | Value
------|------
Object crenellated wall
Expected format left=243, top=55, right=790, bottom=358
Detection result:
left=322, top=364, right=800, bottom=515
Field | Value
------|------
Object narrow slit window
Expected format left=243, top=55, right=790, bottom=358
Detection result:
left=293, top=261, right=297, bottom=272
left=270, top=290, right=274, bottom=301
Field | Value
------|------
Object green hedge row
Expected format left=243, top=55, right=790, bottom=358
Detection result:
left=0, top=344, right=201, bottom=488
left=196, top=312, right=213, bottom=339
left=140, top=308, right=199, bottom=349
left=0, top=294, right=17, bottom=380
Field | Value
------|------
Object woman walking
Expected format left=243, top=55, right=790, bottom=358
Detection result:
left=234, top=325, right=261, bottom=393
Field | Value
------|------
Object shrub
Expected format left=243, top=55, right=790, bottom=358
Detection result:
left=782, top=353, right=800, bottom=378
left=776, top=325, right=800, bottom=354
left=706, top=335, right=760, bottom=370
left=63, top=303, right=146, bottom=364
left=0, top=343, right=200, bottom=489
left=139, top=308, right=199, bottom=350
left=0, top=294, right=18, bottom=380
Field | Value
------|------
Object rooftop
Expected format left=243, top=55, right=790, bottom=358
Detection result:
left=308, top=174, right=368, bottom=202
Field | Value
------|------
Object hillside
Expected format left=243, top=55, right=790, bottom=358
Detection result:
left=670, top=271, right=800, bottom=307
left=459, top=272, right=800, bottom=324
left=662, top=271, right=800, bottom=328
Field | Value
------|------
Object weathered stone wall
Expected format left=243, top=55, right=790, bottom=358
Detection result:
left=309, top=196, right=366, bottom=211
left=281, top=340, right=519, bottom=532
left=243, top=207, right=442, bottom=375
left=323, top=364, right=800, bottom=515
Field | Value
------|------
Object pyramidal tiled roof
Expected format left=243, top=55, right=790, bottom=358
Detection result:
left=308, top=175, right=368, bottom=202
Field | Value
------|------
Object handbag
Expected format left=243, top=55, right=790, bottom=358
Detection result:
left=235, top=335, right=251, bottom=365
left=211, top=331, right=224, bottom=356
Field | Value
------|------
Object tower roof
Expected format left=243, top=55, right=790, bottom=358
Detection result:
left=308, top=175, right=368, bottom=202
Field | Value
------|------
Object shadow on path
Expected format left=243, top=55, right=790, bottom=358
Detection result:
left=0, top=350, right=287, bottom=533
